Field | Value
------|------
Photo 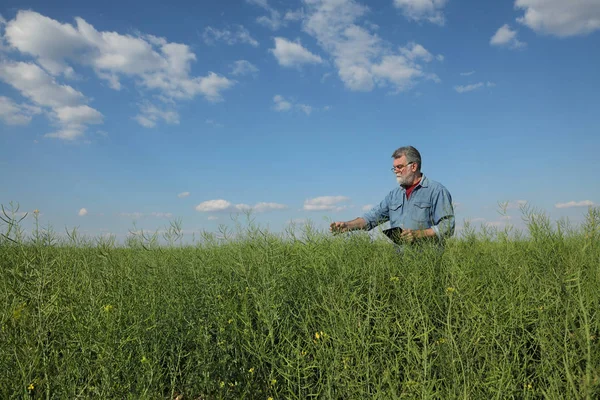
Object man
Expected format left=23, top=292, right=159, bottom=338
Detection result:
left=330, top=146, right=455, bottom=245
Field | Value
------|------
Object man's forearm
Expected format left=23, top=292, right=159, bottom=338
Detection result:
left=418, top=228, right=436, bottom=239
left=346, top=217, right=368, bottom=231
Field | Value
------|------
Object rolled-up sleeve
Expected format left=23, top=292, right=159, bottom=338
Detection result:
left=430, top=187, right=455, bottom=239
left=362, top=195, right=391, bottom=231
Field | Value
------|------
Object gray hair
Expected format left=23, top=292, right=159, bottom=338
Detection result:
left=392, top=146, right=422, bottom=171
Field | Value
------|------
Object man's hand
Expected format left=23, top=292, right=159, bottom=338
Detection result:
left=330, top=218, right=367, bottom=234
left=400, top=228, right=435, bottom=243
left=400, top=229, right=418, bottom=243
left=330, top=221, right=349, bottom=234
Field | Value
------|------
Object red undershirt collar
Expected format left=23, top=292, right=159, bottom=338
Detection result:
left=405, top=177, right=422, bottom=199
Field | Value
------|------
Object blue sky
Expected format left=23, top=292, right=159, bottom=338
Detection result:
left=1, top=0, right=599, bottom=242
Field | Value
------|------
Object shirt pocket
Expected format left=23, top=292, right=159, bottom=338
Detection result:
left=411, top=202, right=432, bottom=225
left=388, top=203, right=402, bottom=222
left=390, top=203, right=402, bottom=211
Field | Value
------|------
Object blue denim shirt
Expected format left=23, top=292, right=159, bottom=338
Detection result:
left=362, top=175, right=455, bottom=240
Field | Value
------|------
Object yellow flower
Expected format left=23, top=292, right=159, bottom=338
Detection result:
left=219, top=381, right=225, bottom=388
left=315, top=331, right=321, bottom=340
left=267, top=397, right=274, bottom=400
left=102, top=304, right=113, bottom=313
left=13, top=303, right=26, bottom=321
left=228, top=318, right=234, bottom=324
left=435, top=338, right=446, bottom=345
left=390, top=276, right=399, bottom=282
left=33, top=209, right=39, bottom=215
left=141, top=356, right=148, bottom=363
left=248, top=367, right=255, bottom=374
left=270, top=379, right=277, bottom=386
left=446, top=287, right=455, bottom=294
left=27, top=383, right=34, bottom=391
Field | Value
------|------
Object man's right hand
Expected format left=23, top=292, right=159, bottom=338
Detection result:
left=330, top=221, right=348, bottom=233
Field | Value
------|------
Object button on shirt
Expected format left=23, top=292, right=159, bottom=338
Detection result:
left=362, top=175, right=455, bottom=240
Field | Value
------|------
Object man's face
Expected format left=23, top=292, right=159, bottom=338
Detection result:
left=392, top=156, right=417, bottom=186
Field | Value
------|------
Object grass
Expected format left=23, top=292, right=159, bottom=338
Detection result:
left=1, top=204, right=599, bottom=399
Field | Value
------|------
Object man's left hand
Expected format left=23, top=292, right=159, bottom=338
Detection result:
left=400, top=228, right=436, bottom=243
left=400, top=229, right=419, bottom=243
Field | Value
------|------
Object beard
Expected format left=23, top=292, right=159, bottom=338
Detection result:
left=396, top=171, right=416, bottom=187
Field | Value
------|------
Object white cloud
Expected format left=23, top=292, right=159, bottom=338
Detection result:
left=460, top=70, right=475, bottom=76
left=119, top=212, right=144, bottom=219
left=555, top=200, right=595, bottom=209
left=454, top=81, right=495, bottom=93
left=78, top=208, right=88, bottom=216
left=246, top=0, right=286, bottom=30
left=516, top=0, right=600, bottom=37
left=0, top=61, right=102, bottom=140
left=270, top=37, right=323, bottom=67
left=196, top=199, right=232, bottom=212
left=246, top=0, right=269, bottom=8
left=118, top=211, right=173, bottom=218
left=150, top=212, right=173, bottom=218
left=490, top=24, right=526, bottom=49
left=55, top=105, right=103, bottom=125
left=273, top=95, right=315, bottom=115
left=134, top=115, right=156, bottom=128
left=208, top=216, right=219, bottom=221
left=273, top=95, right=292, bottom=111
left=45, top=126, right=87, bottom=140
left=4, top=11, right=235, bottom=110
left=178, top=192, right=190, bottom=198
left=303, top=195, right=350, bottom=211
left=0, top=15, right=6, bottom=52
left=302, top=0, right=441, bottom=92
left=393, top=0, right=448, bottom=25
left=205, top=119, right=224, bottom=128
left=194, top=72, right=236, bottom=102
left=134, top=102, right=179, bottom=128
left=297, top=104, right=312, bottom=115
left=454, top=82, right=483, bottom=93
left=399, top=42, right=436, bottom=62
left=230, top=60, right=259, bottom=76
left=362, top=204, right=374, bottom=212
left=202, top=25, right=259, bottom=47
left=285, top=9, right=305, bottom=21
left=196, top=199, right=288, bottom=213
left=4, top=11, right=88, bottom=76
left=252, top=202, right=288, bottom=212
left=0, top=61, right=85, bottom=108
left=0, top=96, right=41, bottom=125
left=258, top=11, right=285, bottom=30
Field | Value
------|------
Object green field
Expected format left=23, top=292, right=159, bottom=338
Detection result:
left=1, top=207, right=599, bottom=399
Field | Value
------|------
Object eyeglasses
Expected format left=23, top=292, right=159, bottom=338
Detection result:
left=391, top=162, right=414, bottom=172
